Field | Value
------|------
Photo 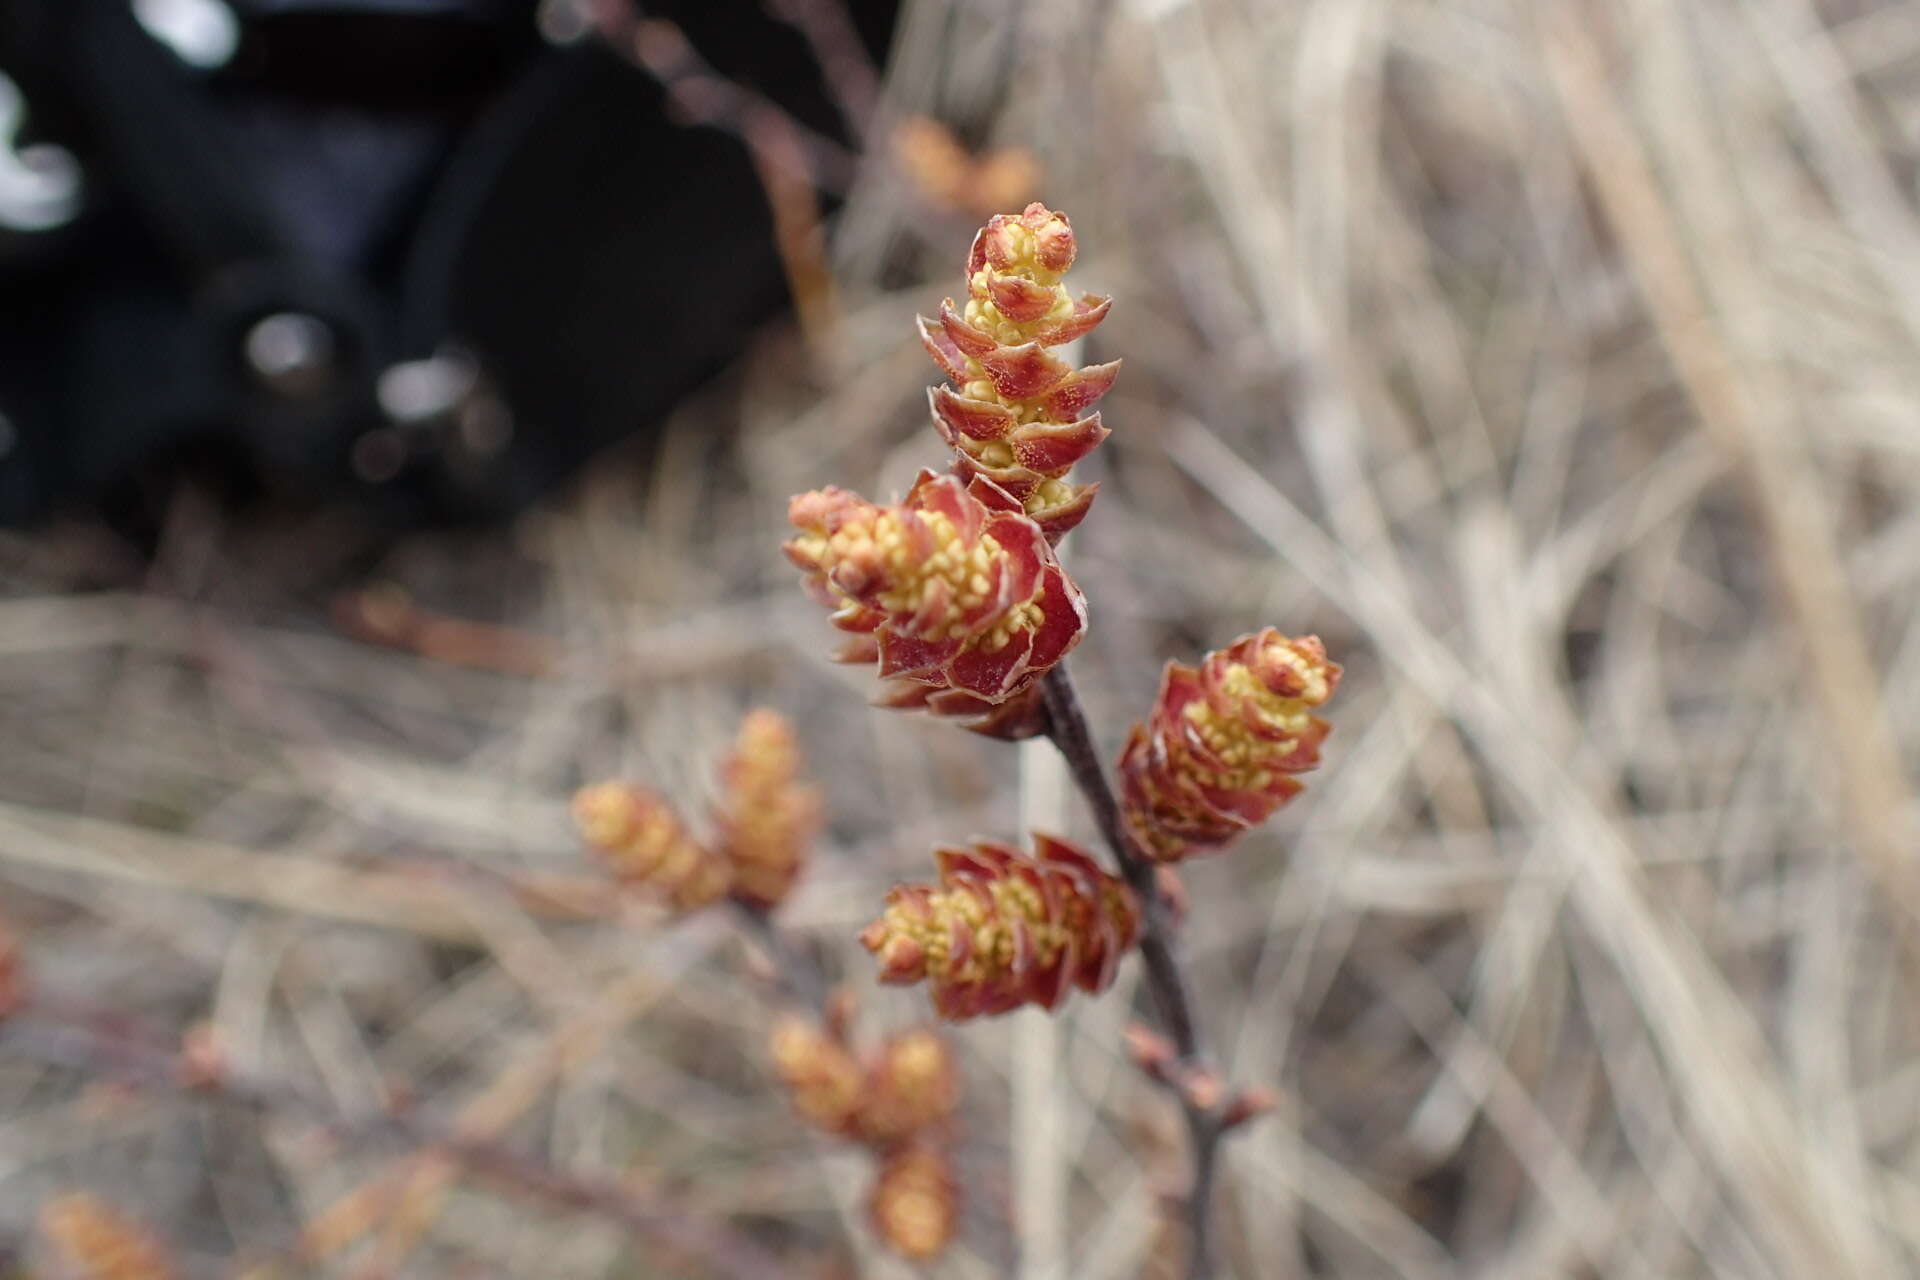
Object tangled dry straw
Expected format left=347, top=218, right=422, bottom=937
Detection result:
left=2, top=1, right=1920, bottom=1275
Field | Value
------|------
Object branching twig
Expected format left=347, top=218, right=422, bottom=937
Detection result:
left=591, top=2, right=856, bottom=192
left=1039, top=663, right=1227, bottom=1280
left=731, top=899, right=830, bottom=1017
left=2, top=1001, right=788, bottom=1279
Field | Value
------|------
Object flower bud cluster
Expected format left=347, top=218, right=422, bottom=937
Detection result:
left=860, top=834, right=1140, bottom=1020
left=768, top=1019, right=959, bottom=1146
left=1119, top=630, right=1341, bottom=861
left=573, top=709, right=818, bottom=912
left=786, top=469, right=1086, bottom=707
left=714, top=710, right=822, bottom=910
left=919, top=203, right=1118, bottom=538
left=573, top=782, right=732, bottom=911
left=767, top=1016, right=961, bottom=1260
left=869, top=1142, right=961, bottom=1262
left=785, top=203, right=1116, bottom=738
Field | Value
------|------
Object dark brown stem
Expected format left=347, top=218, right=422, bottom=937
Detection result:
left=594, top=3, right=856, bottom=192
left=1039, top=663, right=1223, bottom=1280
left=731, top=898, right=830, bottom=1016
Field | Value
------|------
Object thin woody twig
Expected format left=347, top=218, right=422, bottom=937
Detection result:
left=763, top=0, right=882, bottom=140
left=2, top=1001, right=787, bottom=1280
left=591, top=2, right=856, bottom=192
left=1039, top=663, right=1228, bottom=1280
left=1040, top=667, right=1201, bottom=1058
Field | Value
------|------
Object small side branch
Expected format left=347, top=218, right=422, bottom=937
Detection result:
left=2, top=1002, right=786, bottom=1280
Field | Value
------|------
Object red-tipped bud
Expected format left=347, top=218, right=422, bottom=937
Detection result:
left=1119, top=631, right=1341, bottom=862
left=39, top=1194, right=178, bottom=1280
left=857, top=1028, right=959, bottom=1146
left=768, top=1015, right=866, bottom=1137
left=786, top=470, right=1087, bottom=706
left=918, top=203, right=1117, bottom=538
left=1124, top=1023, right=1178, bottom=1083
left=572, top=783, right=731, bottom=911
left=714, top=709, right=821, bottom=910
left=859, top=834, right=1140, bottom=1021
left=869, top=1144, right=959, bottom=1262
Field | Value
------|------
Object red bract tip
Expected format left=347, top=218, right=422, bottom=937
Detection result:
left=785, top=470, right=1086, bottom=706
left=859, top=834, right=1140, bottom=1021
left=920, top=203, right=1117, bottom=541
left=1118, top=630, right=1342, bottom=862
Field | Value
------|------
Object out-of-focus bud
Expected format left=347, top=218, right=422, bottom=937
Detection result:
left=1220, top=1085, right=1279, bottom=1131
left=572, top=782, right=731, bottom=911
left=918, top=203, right=1118, bottom=539
left=892, top=117, right=1040, bottom=218
left=768, top=1015, right=866, bottom=1137
left=868, top=1143, right=959, bottom=1262
left=785, top=469, right=1086, bottom=707
left=856, top=1028, right=959, bottom=1146
left=714, top=709, right=822, bottom=910
left=177, top=1022, right=227, bottom=1090
left=0, top=912, right=20, bottom=1019
left=39, top=1193, right=177, bottom=1280
left=1178, top=1067, right=1227, bottom=1113
left=1123, top=1023, right=1178, bottom=1084
left=1118, top=630, right=1341, bottom=862
left=859, top=834, right=1139, bottom=1020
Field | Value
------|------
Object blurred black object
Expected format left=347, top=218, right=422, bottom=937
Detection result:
left=0, top=0, right=890, bottom=532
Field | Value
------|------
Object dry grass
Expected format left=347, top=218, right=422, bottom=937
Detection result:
left=5, top=1, right=1920, bottom=1275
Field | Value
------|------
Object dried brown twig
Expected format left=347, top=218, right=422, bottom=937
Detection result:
left=4, top=998, right=786, bottom=1279
left=1039, top=665, right=1231, bottom=1278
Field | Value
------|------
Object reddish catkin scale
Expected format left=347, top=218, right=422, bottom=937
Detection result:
left=918, top=202, right=1119, bottom=539
left=1118, top=630, right=1342, bottom=862
left=785, top=203, right=1116, bottom=739
left=860, top=834, right=1140, bottom=1021
left=785, top=469, right=1087, bottom=708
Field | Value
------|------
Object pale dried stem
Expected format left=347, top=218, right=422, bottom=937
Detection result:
left=1543, top=10, right=1920, bottom=937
